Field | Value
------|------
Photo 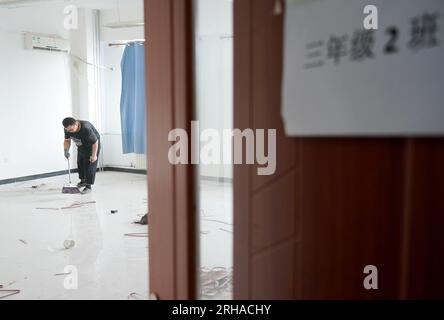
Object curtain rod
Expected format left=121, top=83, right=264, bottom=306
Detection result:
left=108, top=40, right=146, bottom=47
left=70, top=54, right=114, bottom=71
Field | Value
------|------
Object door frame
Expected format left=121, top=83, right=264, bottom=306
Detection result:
left=145, top=0, right=197, bottom=300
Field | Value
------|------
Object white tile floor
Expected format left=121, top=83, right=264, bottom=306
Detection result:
left=0, top=172, right=233, bottom=300
left=0, top=172, right=149, bottom=300
left=199, top=179, right=233, bottom=300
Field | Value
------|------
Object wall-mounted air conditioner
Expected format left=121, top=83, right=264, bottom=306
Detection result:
left=24, top=33, right=70, bottom=53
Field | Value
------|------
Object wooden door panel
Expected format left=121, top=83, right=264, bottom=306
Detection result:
left=234, top=0, right=444, bottom=299
left=145, top=0, right=196, bottom=300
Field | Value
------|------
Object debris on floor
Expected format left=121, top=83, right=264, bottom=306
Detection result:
left=19, top=239, right=28, bottom=245
left=111, top=210, right=118, bottom=214
left=127, top=292, right=144, bottom=300
left=124, top=233, right=148, bottom=237
left=202, top=218, right=233, bottom=226
left=0, top=289, right=21, bottom=299
left=61, top=201, right=97, bottom=210
left=36, top=207, right=60, bottom=211
left=31, top=183, right=46, bottom=189
left=134, top=213, right=148, bottom=225
left=54, top=272, right=72, bottom=276
left=200, top=267, right=232, bottom=298
left=63, top=239, right=75, bottom=249
left=35, top=201, right=97, bottom=211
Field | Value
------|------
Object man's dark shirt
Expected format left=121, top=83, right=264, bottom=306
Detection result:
left=64, top=121, right=100, bottom=156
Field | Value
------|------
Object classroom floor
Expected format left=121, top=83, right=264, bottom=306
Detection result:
left=199, top=179, right=233, bottom=300
left=0, top=172, right=233, bottom=300
left=0, top=172, right=149, bottom=300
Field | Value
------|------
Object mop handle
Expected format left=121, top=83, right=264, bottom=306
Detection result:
left=68, top=159, right=72, bottom=184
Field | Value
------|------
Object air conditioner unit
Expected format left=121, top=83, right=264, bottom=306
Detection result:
left=24, top=33, right=70, bottom=53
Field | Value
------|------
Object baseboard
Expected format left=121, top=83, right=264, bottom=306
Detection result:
left=0, top=167, right=146, bottom=186
left=102, top=167, right=147, bottom=175
left=0, top=169, right=79, bottom=186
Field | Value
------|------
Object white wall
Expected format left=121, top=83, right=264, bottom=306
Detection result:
left=99, top=6, right=146, bottom=169
left=196, top=0, right=233, bottom=179
left=0, top=5, right=73, bottom=180
left=0, top=1, right=146, bottom=181
left=70, top=9, right=94, bottom=122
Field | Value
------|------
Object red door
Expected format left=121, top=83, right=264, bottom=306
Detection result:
left=233, top=0, right=444, bottom=299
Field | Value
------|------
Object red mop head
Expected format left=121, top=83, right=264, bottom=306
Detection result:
left=62, top=184, right=81, bottom=194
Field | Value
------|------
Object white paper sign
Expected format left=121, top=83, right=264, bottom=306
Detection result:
left=282, top=0, right=444, bottom=136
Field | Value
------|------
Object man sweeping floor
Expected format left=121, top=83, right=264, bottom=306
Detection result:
left=63, top=117, right=101, bottom=195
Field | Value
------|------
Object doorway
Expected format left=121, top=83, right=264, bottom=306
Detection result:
left=194, top=0, right=234, bottom=300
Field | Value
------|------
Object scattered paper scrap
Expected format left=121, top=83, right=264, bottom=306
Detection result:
left=202, top=218, right=233, bottom=226
left=61, top=201, right=97, bottom=210
left=128, top=292, right=144, bottom=300
left=36, top=201, right=96, bottom=211
left=0, top=290, right=21, bottom=299
left=124, top=233, right=148, bottom=238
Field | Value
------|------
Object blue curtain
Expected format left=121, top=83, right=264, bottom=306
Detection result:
left=120, top=42, right=147, bottom=154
